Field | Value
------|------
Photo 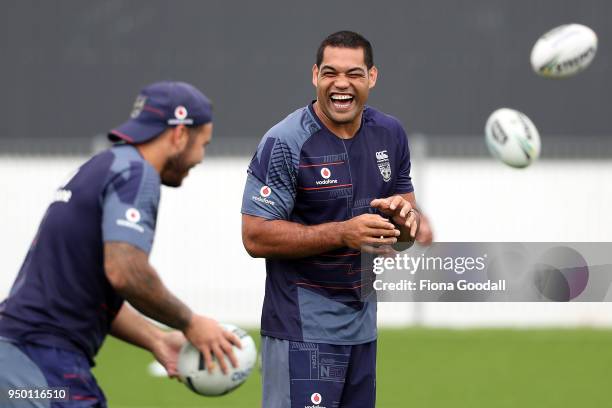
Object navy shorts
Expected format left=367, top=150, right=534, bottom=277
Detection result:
left=261, top=336, right=376, bottom=408
left=0, top=339, right=106, bottom=408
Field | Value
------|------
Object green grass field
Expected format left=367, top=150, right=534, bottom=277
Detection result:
left=93, top=328, right=612, bottom=407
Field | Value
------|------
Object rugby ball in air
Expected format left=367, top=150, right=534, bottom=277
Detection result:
left=530, top=23, right=597, bottom=78
left=485, top=108, right=541, bottom=169
left=177, top=324, right=257, bottom=396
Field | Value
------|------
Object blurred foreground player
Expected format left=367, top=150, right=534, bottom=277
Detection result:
left=0, top=81, right=239, bottom=407
left=241, top=31, right=433, bottom=407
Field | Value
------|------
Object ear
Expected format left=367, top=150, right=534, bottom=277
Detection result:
left=312, top=64, right=319, bottom=88
left=169, top=125, right=189, bottom=153
left=368, top=66, right=378, bottom=89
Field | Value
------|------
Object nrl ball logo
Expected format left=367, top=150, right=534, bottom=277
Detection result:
left=376, top=150, right=391, bottom=182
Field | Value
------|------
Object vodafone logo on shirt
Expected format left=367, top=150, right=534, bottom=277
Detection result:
left=315, top=167, right=337, bottom=186
left=260, top=186, right=272, bottom=197
left=125, top=208, right=141, bottom=223
left=116, top=207, right=145, bottom=233
left=252, top=185, right=275, bottom=206
left=304, top=392, right=325, bottom=408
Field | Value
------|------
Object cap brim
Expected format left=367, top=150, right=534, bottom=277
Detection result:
left=108, top=119, right=167, bottom=144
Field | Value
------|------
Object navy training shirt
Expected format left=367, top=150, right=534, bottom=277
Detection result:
left=241, top=103, right=414, bottom=345
left=0, top=145, right=160, bottom=363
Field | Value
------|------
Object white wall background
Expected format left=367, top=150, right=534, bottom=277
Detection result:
left=2, top=156, right=612, bottom=328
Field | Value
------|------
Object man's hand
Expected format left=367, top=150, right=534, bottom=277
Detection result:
left=340, top=214, right=400, bottom=250
left=370, top=195, right=419, bottom=239
left=152, top=331, right=186, bottom=378
left=184, top=314, right=243, bottom=375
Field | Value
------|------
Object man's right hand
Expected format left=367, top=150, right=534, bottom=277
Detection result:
left=340, top=214, right=400, bottom=249
left=183, top=314, right=242, bottom=375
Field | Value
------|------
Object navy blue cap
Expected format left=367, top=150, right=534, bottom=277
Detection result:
left=109, top=81, right=213, bottom=144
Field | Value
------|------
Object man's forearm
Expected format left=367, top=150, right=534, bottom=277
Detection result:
left=110, top=302, right=163, bottom=351
left=104, top=242, right=193, bottom=331
left=243, top=217, right=346, bottom=258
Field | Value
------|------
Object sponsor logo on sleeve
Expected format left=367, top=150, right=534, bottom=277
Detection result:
left=116, top=208, right=145, bottom=233
left=260, top=186, right=271, bottom=197
left=125, top=208, right=141, bottom=223
left=376, top=150, right=391, bottom=182
left=252, top=185, right=275, bottom=206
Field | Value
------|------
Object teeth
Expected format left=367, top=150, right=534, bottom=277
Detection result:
left=331, top=94, right=353, bottom=101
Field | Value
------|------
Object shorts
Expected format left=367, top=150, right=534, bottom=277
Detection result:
left=0, top=339, right=107, bottom=408
left=261, top=336, right=376, bottom=408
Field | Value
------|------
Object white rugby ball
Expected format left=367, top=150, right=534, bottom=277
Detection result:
left=485, top=108, right=541, bottom=169
left=177, top=324, right=257, bottom=396
left=530, top=23, right=597, bottom=78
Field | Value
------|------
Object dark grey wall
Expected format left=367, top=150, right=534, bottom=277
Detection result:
left=0, top=0, right=609, bottom=152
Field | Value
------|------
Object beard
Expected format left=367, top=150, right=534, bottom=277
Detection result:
left=160, top=150, right=192, bottom=187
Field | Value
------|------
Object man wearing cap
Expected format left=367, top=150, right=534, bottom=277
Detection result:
left=0, top=81, right=239, bottom=407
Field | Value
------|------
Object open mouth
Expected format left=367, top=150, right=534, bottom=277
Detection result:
left=329, top=93, right=354, bottom=111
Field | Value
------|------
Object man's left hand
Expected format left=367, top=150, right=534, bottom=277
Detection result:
left=153, top=330, right=187, bottom=379
left=370, top=195, right=419, bottom=239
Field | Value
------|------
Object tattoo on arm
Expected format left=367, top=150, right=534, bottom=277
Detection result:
left=104, top=242, right=192, bottom=331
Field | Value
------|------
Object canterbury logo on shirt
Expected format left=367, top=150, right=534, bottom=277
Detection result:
left=52, top=189, right=72, bottom=203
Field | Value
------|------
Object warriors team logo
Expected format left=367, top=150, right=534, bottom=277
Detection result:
left=376, top=150, right=391, bottom=182
left=130, top=95, right=147, bottom=118
left=320, top=167, right=331, bottom=179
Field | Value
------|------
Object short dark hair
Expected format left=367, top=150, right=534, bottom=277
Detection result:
left=316, top=31, right=374, bottom=69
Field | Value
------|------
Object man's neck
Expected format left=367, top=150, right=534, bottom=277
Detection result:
left=136, top=142, right=165, bottom=174
left=313, top=101, right=362, bottom=140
